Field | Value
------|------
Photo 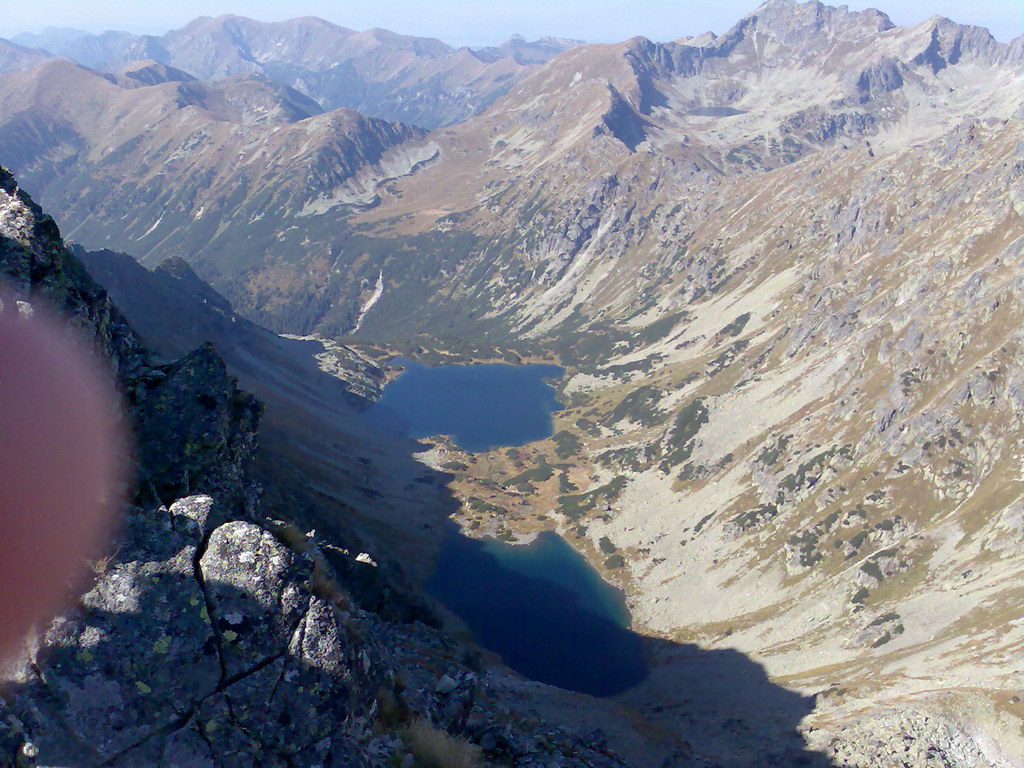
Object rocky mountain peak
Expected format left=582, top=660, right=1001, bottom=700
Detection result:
left=905, top=14, right=1006, bottom=70
left=10, top=27, right=137, bottom=69
left=114, top=59, right=196, bottom=88
left=741, top=0, right=895, bottom=50
left=355, top=26, right=450, bottom=54
left=154, top=256, right=233, bottom=312
left=484, top=34, right=587, bottom=64
left=14, top=26, right=92, bottom=44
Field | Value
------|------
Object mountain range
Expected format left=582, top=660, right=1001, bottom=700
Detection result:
left=3, top=17, right=582, bottom=128
left=1, top=0, right=1023, bottom=765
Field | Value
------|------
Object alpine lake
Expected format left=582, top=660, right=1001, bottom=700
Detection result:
left=363, top=360, right=648, bottom=697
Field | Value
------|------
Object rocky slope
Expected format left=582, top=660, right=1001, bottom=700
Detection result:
left=0, top=169, right=655, bottom=767
left=7, top=0, right=1020, bottom=343
left=332, top=0, right=1024, bottom=341
left=2, top=0, right=1024, bottom=764
left=13, top=17, right=580, bottom=129
left=0, top=39, right=50, bottom=75
left=345, top=1, right=1024, bottom=763
left=0, top=56, right=438, bottom=331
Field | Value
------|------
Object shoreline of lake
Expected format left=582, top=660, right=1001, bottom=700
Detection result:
left=360, top=359, right=649, bottom=697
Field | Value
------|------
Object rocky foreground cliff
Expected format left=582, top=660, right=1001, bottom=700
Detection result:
left=0, top=170, right=648, bottom=767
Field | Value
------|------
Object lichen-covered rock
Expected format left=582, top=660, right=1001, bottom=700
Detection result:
left=131, top=344, right=262, bottom=504
left=169, top=495, right=217, bottom=538
left=199, top=521, right=311, bottom=679
left=3, top=505, right=219, bottom=763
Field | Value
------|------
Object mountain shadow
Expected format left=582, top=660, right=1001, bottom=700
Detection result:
left=628, top=635, right=832, bottom=767
left=424, top=527, right=835, bottom=767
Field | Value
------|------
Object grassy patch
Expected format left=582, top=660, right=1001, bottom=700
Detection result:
left=507, top=456, right=554, bottom=492
left=398, top=720, right=482, bottom=768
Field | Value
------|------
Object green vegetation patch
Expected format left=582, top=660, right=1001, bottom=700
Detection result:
left=507, top=457, right=554, bottom=493
left=660, top=398, right=709, bottom=472
left=787, top=529, right=824, bottom=568
left=541, top=322, right=626, bottom=367
left=845, top=529, right=869, bottom=558
left=604, top=554, right=625, bottom=569
left=756, top=435, right=792, bottom=469
left=869, top=611, right=902, bottom=627
left=551, top=430, right=582, bottom=459
left=706, top=339, right=749, bottom=377
left=784, top=507, right=853, bottom=566
left=636, top=312, right=687, bottom=345
left=605, top=385, right=666, bottom=427
left=602, top=357, right=662, bottom=379
left=860, top=560, right=884, bottom=582
left=466, top=497, right=503, bottom=515
left=598, top=444, right=657, bottom=473
left=717, top=312, right=751, bottom=339
left=730, top=503, right=780, bottom=532
left=557, top=476, right=628, bottom=520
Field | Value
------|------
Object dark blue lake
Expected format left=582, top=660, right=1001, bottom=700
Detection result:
left=364, top=360, right=646, bottom=696
left=362, top=360, right=564, bottom=452
left=426, top=532, right=648, bottom=697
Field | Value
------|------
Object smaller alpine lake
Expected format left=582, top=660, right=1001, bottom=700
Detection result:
left=426, top=532, right=648, bottom=697
left=361, top=359, right=565, bottom=452
left=362, top=360, right=648, bottom=696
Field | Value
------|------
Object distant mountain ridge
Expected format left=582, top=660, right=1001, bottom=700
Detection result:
left=0, top=37, right=50, bottom=74
left=2, top=0, right=1021, bottom=339
left=5, top=17, right=583, bottom=128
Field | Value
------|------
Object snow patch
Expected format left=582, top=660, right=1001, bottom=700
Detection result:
left=138, top=215, right=163, bottom=239
left=352, top=270, right=384, bottom=333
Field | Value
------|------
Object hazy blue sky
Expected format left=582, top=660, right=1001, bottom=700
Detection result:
left=2, top=1, right=1021, bottom=45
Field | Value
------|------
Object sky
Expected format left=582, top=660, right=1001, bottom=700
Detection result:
left=1, top=0, right=1022, bottom=45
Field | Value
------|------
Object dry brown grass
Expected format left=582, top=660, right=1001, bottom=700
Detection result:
left=87, top=546, right=120, bottom=576
left=398, top=720, right=482, bottom=768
